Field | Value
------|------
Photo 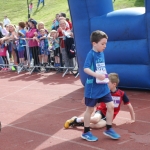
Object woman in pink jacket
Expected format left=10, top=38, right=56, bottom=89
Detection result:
left=26, top=19, right=40, bottom=72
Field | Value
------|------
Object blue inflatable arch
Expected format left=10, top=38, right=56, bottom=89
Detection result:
left=68, top=0, right=150, bottom=89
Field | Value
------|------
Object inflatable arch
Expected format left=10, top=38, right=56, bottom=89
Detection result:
left=68, top=0, right=150, bottom=89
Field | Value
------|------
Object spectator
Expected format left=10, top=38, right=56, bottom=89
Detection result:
left=57, top=20, right=74, bottom=69
left=0, top=24, right=19, bottom=65
left=60, top=12, right=66, bottom=18
left=37, top=0, right=45, bottom=8
left=26, top=19, right=40, bottom=72
left=3, top=16, right=11, bottom=26
left=35, top=22, right=48, bottom=66
left=51, top=14, right=60, bottom=30
left=0, top=40, right=9, bottom=71
left=66, top=18, right=72, bottom=30
left=29, top=3, right=33, bottom=14
left=17, top=22, right=26, bottom=66
left=58, top=17, right=70, bottom=28
left=37, top=29, right=50, bottom=72
left=0, top=22, right=8, bottom=36
left=49, top=30, right=60, bottom=67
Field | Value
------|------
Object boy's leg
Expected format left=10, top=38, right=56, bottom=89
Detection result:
left=81, top=106, right=98, bottom=141
left=84, top=106, right=94, bottom=132
left=90, top=119, right=106, bottom=129
left=64, top=110, right=102, bottom=128
left=105, top=101, right=114, bottom=126
left=104, top=101, right=120, bottom=139
left=64, top=116, right=78, bottom=128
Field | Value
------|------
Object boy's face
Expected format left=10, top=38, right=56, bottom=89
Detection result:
left=56, top=14, right=60, bottom=20
left=40, top=30, right=45, bottom=36
left=108, top=81, right=116, bottom=91
left=38, top=24, right=44, bottom=30
left=51, top=32, right=55, bottom=37
left=93, top=38, right=107, bottom=52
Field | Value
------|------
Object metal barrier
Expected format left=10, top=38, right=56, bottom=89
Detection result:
left=0, top=37, right=78, bottom=77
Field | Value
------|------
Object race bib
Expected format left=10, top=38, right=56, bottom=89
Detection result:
left=112, top=96, right=120, bottom=108
left=95, top=62, right=109, bottom=84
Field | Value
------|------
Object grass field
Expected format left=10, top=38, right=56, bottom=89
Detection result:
left=0, top=0, right=144, bottom=30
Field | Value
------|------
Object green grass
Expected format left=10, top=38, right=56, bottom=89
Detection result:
left=113, top=0, right=144, bottom=10
left=0, top=0, right=144, bottom=30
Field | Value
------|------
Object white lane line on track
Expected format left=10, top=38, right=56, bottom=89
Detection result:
left=118, top=139, right=134, bottom=145
left=0, top=79, right=42, bottom=100
left=2, top=123, right=104, bottom=150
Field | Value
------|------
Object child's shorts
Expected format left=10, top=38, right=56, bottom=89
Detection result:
left=18, top=50, right=25, bottom=58
left=39, top=48, right=50, bottom=55
left=85, top=93, right=112, bottom=107
left=54, top=47, right=60, bottom=57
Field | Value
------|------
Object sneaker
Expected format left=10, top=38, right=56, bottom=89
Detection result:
left=1, top=68, right=5, bottom=71
left=103, top=128, right=120, bottom=139
left=64, top=116, right=77, bottom=129
left=81, top=131, right=98, bottom=142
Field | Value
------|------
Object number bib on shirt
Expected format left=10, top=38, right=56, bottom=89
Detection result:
left=112, top=96, right=120, bottom=108
left=95, top=62, right=109, bottom=84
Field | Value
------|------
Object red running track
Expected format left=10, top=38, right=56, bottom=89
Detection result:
left=0, top=71, right=150, bottom=150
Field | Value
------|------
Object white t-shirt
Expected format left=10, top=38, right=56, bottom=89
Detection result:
left=3, top=18, right=11, bottom=26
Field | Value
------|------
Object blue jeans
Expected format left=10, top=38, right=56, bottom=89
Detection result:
left=0, top=57, right=4, bottom=66
left=37, top=0, right=45, bottom=7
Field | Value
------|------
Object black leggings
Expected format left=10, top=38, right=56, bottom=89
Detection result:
left=30, top=46, right=39, bottom=66
left=2, top=56, right=9, bottom=68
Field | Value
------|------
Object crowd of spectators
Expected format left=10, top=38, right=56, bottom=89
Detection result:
left=0, top=13, right=75, bottom=73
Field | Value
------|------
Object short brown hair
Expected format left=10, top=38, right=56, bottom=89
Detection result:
left=108, top=73, right=120, bottom=86
left=90, top=30, right=108, bottom=43
left=18, top=22, right=25, bottom=28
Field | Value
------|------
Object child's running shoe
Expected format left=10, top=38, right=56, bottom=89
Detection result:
left=64, top=116, right=77, bottom=129
left=103, top=128, right=120, bottom=139
left=81, top=131, right=98, bottom=142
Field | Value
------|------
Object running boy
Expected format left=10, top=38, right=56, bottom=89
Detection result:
left=64, top=73, right=135, bottom=129
left=82, top=30, right=120, bottom=141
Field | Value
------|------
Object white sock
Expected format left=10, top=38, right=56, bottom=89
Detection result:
left=76, top=118, right=82, bottom=123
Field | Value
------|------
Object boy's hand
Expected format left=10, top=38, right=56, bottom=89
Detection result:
left=96, top=73, right=105, bottom=80
left=126, top=119, right=135, bottom=124
left=81, top=97, right=85, bottom=105
left=34, top=32, right=38, bottom=36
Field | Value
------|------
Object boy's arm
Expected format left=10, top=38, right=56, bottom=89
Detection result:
left=54, top=38, right=59, bottom=43
left=126, top=103, right=135, bottom=123
left=84, top=68, right=105, bottom=80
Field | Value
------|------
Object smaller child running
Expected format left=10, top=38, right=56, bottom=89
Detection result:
left=64, top=73, right=135, bottom=130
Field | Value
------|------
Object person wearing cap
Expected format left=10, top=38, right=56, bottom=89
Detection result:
left=26, top=19, right=40, bottom=72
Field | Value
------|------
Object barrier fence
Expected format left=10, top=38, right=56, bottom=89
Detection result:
left=0, top=37, right=79, bottom=77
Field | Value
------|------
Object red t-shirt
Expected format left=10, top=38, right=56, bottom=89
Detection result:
left=67, top=21, right=72, bottom=29
left=57, top=27, right=69, bottom=48
left=96, top=89, right=130, bottom=119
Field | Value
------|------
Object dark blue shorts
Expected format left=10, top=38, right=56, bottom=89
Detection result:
left=85, top=93, right=113, bottom=107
